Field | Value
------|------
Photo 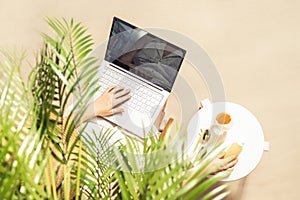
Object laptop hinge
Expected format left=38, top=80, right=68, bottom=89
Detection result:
left=109, top=64, right=163, bottom=91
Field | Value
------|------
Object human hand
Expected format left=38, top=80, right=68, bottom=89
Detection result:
left=182, top=151, right=238, bottom=186
left=210, top=152, right=238, bottom=174
left=93, top=85, right=131, bottom=117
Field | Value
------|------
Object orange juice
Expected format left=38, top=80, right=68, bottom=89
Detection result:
left=216, top=113, right=231, bottom=125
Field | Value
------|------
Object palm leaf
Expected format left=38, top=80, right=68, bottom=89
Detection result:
left=71, top=126, right=121, bottom=199
left=105, top=129, right=230, bottom=200
left=0, top=50, right=49, bottom=199
left=31, top=17, right=99, bottom=161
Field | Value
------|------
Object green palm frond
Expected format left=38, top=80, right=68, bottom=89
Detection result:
left=0, top=51, right=48, bottom=199
left=109, top=131, right=230, bottom=200
left=71, top=126, right=121, bottom=199
left=29, top=17, right=100, bottom=199
left=31, top=17, right=99, bottom=164
left=71, top=123, right=230, bottom=199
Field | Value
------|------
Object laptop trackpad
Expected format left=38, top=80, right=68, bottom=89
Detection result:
left=106, top=109, right=155, bottom=137
left=127, top=109, right=152, bottom=129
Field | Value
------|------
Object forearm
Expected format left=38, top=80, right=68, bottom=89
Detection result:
left=182, top=162, right=210, bottom=186
left=81, top=102, right=96, bottom=122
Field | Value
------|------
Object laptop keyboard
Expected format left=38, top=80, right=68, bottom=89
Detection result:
left=97, top=67, right=163, bottom=115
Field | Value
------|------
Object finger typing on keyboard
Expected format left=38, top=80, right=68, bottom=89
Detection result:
left=93, top=85, right=131, bottom=117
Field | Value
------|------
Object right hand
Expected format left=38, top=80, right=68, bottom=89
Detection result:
left=209, top=152, right=238, bottom=174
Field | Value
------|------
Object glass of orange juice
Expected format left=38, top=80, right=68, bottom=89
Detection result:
left=215, top=112, right=232, bottom=131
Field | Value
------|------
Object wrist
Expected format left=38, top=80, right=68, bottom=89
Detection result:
left=82, top=102, right=96, bottom=121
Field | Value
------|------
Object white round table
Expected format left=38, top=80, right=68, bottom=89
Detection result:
left=187, top=101, right=264, bottom=181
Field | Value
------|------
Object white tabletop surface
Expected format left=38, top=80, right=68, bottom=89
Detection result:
left=187, top=101, right=265, bottom=181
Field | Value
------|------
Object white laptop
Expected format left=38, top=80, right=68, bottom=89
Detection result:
left=94, top=17, right=186, bottom=138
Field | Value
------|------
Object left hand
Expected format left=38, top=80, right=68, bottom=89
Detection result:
left=93, top=85, right=131, bottom=117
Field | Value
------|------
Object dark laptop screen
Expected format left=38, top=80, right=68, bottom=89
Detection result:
left=104, top=17, right=186, bottom=92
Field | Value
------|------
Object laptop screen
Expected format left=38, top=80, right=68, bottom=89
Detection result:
left=104, top=17, right=186, bottom=92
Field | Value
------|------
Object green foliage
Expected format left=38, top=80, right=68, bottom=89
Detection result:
left=75, top=126, right=231, bottom=200
left=0, top=18, right=230, bottom=200
left=0, top=51, right=48, bottom=199
left=31, top=17, right=99, bottom=164
left=31, top=17, right=100, bottom=199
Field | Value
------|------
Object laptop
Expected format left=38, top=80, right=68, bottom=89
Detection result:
left=94, top=17, right=186, bottom=138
